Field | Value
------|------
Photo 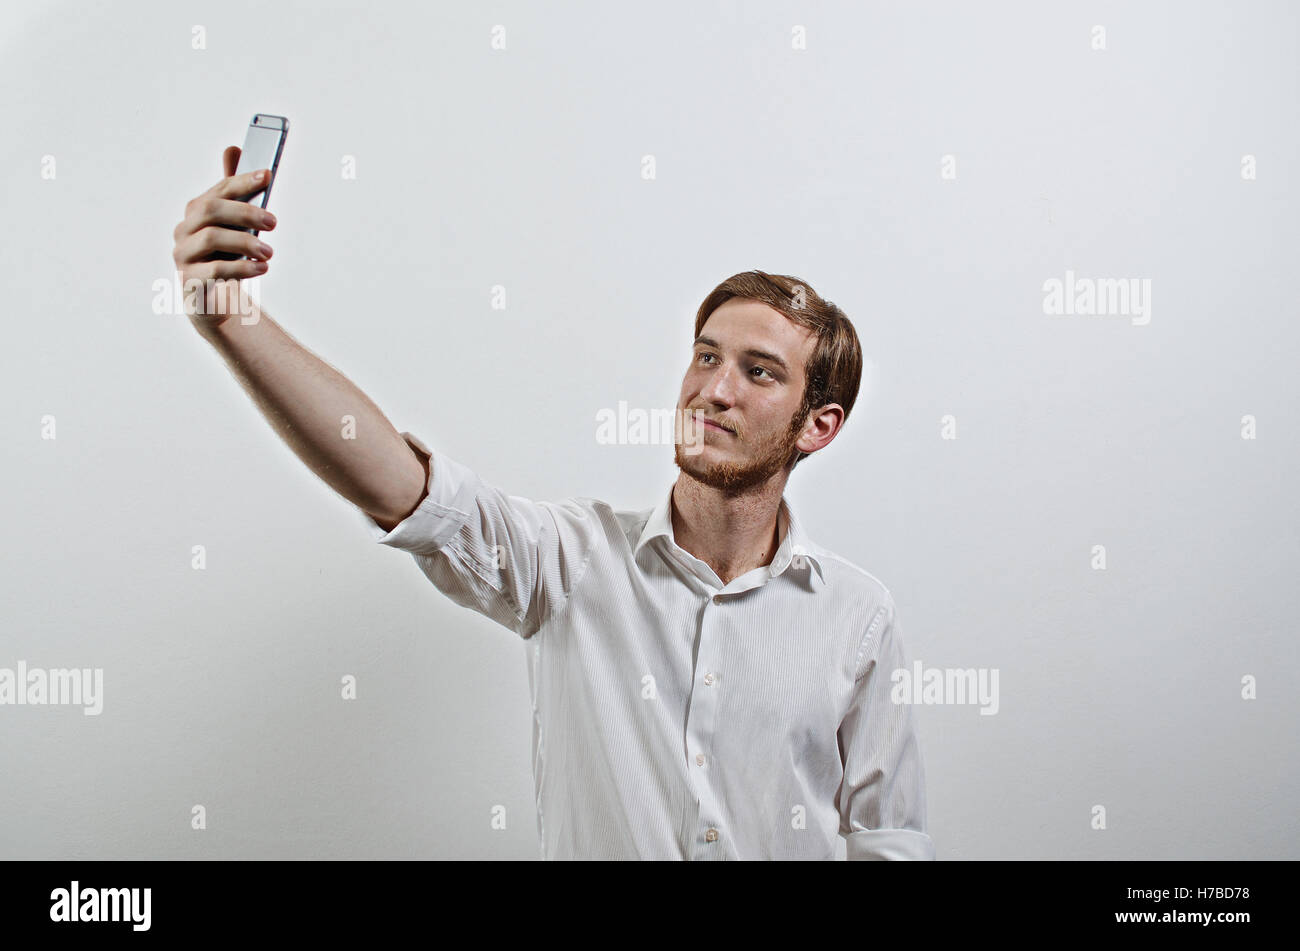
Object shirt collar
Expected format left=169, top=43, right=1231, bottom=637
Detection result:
left=634, top=481, right=826, bottom=587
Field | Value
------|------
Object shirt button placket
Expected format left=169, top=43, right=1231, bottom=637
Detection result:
left=688, top=588, right=728, bottom=856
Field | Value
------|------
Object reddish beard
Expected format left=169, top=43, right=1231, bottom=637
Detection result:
left=674, top=405, right=807, bottom=493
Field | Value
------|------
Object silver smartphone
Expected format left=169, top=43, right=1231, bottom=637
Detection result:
left=219, top=113, right=289, bottom=259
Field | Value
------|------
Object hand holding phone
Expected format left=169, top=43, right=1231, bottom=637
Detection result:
left=219, top=114, right=289, bottom=260
left=170, top=113, right=289, bottom=324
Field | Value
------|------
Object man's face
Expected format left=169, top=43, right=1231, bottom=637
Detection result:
left=674, top=298, right=818, bottom=493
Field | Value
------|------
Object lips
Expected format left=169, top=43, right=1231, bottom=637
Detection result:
left=696, top=413, right=734, bottom=434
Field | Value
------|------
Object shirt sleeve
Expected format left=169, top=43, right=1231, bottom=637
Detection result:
left=836, top=594, right=936, bottom=860
left=358, top=431, right=596, bottom=640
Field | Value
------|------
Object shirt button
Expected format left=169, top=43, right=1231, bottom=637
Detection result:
left=793, top=555, right=805, bottom=568
left=705, top=828, right=719, bottom=843
left=703, top=673, right=715, bottom=686
left=695, top=753, right=706, bottom=766
left=712, top=594, right=723, bottom=604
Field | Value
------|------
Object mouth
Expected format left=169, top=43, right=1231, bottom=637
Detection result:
left=695, top=413, right=735, bottom=435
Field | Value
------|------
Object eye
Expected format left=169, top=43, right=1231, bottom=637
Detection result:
left=696, top=352, right=774, bottom=380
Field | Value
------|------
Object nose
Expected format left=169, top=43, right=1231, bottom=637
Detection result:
left=697, top=359, right=743, bottom=407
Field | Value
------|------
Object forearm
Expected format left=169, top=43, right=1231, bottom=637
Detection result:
left=190, top=303, right=427, bottom=529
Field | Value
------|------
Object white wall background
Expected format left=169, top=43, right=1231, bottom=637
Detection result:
left=1, top=0, right=1296, bottom=859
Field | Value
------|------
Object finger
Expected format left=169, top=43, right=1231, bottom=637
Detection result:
left=174, top=225, right=272, bottom=266
left=192, top=258, right=271, bottom=283
left=222, top=145, right=240, bottom=178
left=175, top=195, right=275, bottom=240
left=199, top=167, right=270, bottom=204
left=220, top=258, right=268, bottom=279
left=221, top=167, right=271, bottom=202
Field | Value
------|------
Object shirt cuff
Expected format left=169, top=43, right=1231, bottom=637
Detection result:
left=845, top=828, right=936, bottom=861
left=359, top=431, right=482, bottom=555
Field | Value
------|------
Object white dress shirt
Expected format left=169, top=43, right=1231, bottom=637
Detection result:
left=360, top=431, right=935, bottom=861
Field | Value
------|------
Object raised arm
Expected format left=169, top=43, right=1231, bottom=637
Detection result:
left=171, top=146, right=427, bottom=530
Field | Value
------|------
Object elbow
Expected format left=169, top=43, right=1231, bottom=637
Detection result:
left=844, top=828, right=935, bottom=861
left=372, top=445, right=431, bottom=530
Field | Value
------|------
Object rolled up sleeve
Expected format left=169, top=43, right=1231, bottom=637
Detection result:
left=836, top=595, right=936, bottom=861
left=359, top=431, right=596, bottom=640
left=360, top=432, right=481, bottom=552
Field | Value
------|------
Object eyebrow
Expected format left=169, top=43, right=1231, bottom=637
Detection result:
left=692, top=335, right=791, bottom=374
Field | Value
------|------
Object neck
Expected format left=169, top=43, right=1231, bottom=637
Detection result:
left=670, top=472, right=788, bottom=585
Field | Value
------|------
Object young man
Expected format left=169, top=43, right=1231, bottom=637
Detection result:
left=359, top=272, right=934, bottom=861
left=174, top=153, right=933, bottom=860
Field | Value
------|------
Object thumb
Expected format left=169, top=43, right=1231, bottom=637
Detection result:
left=222, top=145, right=241, bottom=178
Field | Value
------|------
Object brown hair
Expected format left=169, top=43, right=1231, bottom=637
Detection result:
left=693, top=270, right=863, bottom=469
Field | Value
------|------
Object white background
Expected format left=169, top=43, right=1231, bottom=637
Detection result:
left=1, top=0, right=1296, bottom=859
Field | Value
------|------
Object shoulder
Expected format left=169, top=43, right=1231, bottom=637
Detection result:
left=612, top=504, right=655, bottom=545
left=807, top=547, right=906, bottom=681
left=807, top=543, right=896, bottom=616
left=534, top=494, right=650, bottom=548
